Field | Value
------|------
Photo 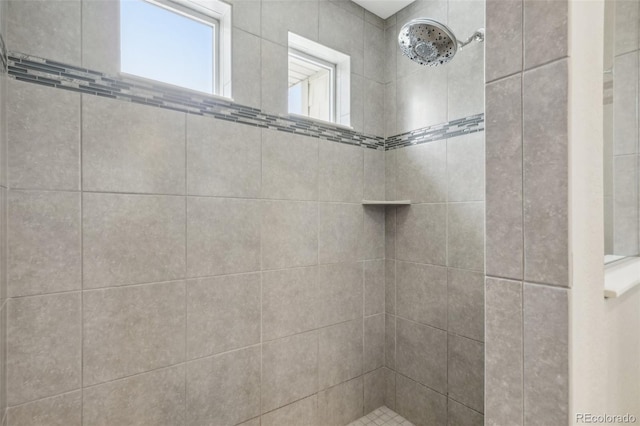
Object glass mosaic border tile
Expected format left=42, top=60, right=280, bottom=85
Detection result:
left=5, top=49, right=484, bottom=151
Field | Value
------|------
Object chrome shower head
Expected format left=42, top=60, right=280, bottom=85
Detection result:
left=398, top=18, right=484, bottom=67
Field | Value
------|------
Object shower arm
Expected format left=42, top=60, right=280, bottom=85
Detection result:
left=457, top=28, right=485, bottom=50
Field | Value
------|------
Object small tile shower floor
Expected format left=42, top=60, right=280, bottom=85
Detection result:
left=348, top=406, right=414, bottom=426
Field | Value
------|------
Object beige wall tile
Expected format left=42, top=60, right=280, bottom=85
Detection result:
left=83, top=282, right=185, bottom=386
left=83, top=366, right=185, bottom=426
left=187, top=347, right=261, bottom=426
left=262, top=395, right=318, bottom=426
left=83, top=193, right=186, bottom=288
left=396, top=261, right=447, bottom=329
left=317, top=377, right=364, bottom=426
left=319, top=203, right=364, bottom=264
left=187, top=273, right=260, bottom=359
left=187, top=197, right=261, bottom=277
left=318, top=141, right=364, bottom=203
left=448, top=335, right=484, bottom=413
left=7, top=391, right=81, bottom=426
left=364, top=314, right=385, bottom=372
left=318, top=319, right=363, bottom=389
left=317, top=262, right=363, bottom=327
left=7, top=293, right=81, bottom=405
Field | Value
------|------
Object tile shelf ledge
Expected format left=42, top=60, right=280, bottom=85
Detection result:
left=362, top=200, right=411, bottom=205
left=604, top=256, right=640, bottom=298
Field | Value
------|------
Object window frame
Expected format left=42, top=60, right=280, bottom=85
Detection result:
left=288, top=48, right=337, bottom=122
left=119, top=0, right=232, bottom=98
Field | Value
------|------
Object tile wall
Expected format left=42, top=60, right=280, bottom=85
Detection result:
left=485, top=0, right=571, bottom=424
left=3, top=0, right=389, bottom=424
left=3, top=0, right=490, bottom=425
left=0, top=0, right=7, bottom=423
left=381, top=2, right=486, bottom=425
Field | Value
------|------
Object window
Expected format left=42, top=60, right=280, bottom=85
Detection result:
left=288, top=50, right=335, bottom=122
left=288, top=33, right=351, bottom=126
left=120, top=0, right=231, bottom=96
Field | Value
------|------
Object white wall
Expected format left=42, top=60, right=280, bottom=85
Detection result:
left=569, top=0, right=640, bottom=422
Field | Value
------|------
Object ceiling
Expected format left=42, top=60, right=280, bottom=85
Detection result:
left=351, top=0, right=415, bottom=19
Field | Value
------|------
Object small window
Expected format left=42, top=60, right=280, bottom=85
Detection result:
left=120, top=0, right=231, bottom=96
left=288, top=33, right=351, bottom=127
left=288, top=50, right=336, bottom=122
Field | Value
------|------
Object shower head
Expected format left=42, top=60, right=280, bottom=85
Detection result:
left=398, top=18, right=484, bottom=67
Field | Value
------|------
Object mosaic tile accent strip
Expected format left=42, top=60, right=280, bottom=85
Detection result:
left=6, top=51, right=484, bottom=151
left=385, top=113, right=485, bottom=150
left=7, top=51, right=385, bottom=150
left=348, top=406, right=415, bottom=426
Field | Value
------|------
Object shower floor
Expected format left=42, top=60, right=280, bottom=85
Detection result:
left=348, top=406, right=415, bottom=426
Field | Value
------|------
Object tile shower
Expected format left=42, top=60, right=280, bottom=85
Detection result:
left=0, top=0, right=488, bottom=425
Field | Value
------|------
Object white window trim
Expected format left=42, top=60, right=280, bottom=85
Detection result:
left=119, top=0, right=232, bottom=99
left=288, top=32, right=351, bottom=128
left=289, top=48, right=337, bottom=122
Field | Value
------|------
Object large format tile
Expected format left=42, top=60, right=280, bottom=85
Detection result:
left=7, top=293, right=81, bottom=406
left=385, top=259, right=396, bottom=314
left=448, top=268, right=484, bottom=342
left=261, top=0, right=319, bottom=46
left=7, top=391, right=81, bottom=426
left=317, top=377, right=364, bottom=426
left=396, top=67, right=448, bottom=133
left=8, top=80, right=80, bottom=190
left=318, top=319, right=363, bottom=389
left=319, top=203, right=363, bottom=264
left=385, top=314, right=396, bottom=369
left=318, top=141, right=364, bottom=202
left=187, top=197, right=261, bottom=277
left=486, top=74, right=523, bottom=279
left=384, top=368, right=396, bottom=410
left=485, top=278, right=523, bottom=426
left=83, top=193, right=186, bottom=288
left=447, top=202, right=485, bottom=272
left=262, top=129, right=318, bottom=201
left=523, top=283, right=569, bottom=425
left=7, top=0, right=81, bottom=65
left=262, top=395, right=318, bottom=426
left=395, top=374, right=447, bottom=426
left=82, top=95, right=186, bottom=194
left=396, top=141, right=447, bottom=203
left=232, top=28, right=263, bottom=108
left=83, top=366, right=185, bottom=426
left=318, top=1, right=364, bottom=75
left=448, top=399, right=484, bottom=426
left=82, top=0, right=119, bottom=74
left=261, top=39, right=288, bottom=115
left=486, top=0, right=522, bottom=81
left=523, top=0, right=568, bottom=69
left=363, top=206, right=385, bottom=260
left=187, top=346, right=261, bottom=426
left=523, top=60, right=568, bottom=286
left=614, top=0, right=639, bottom=55
left=395, top=318, right=447, bottom=393
left=448, top=335, right=484, bottom=413
left=364, top=314, right=385, bottom=373
left=8, top=190, right=81, bottom=297
left=262, top=331, right=319, bottom=412
left=187, top=114, right=261, bottom=197
left=364, top=79, right=385, bottom=137
left=262, top=266, right=319, bottom=341
left=316, top=262, right=363, bottom=327
left=187, top=273, right=260, bottom=359
left=364, top=21, right=385, bottom=83
left=262, top=200, right=318, bottom=270
left=447, top=132, right=485, bottom=202
left=364, top=260, right=385, bottom=315
left=396, top=261, right=447, bottom=329
left=83, top=281, right=185, bottom=386
left=396, top=204, right=446, bottom=266
left=364, top=149, right=385, bottom=201
left=364, top=368, right=385, bottom=413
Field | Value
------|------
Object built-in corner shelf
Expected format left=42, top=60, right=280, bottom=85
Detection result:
left=362, top=200, right=411, bottom=206
left=604, top=256, right=640, bottom=299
